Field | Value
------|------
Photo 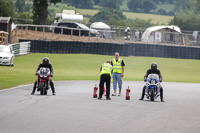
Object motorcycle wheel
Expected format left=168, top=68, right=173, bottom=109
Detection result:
left=40, top=82, right=45, bottom=95
left=150, top=88, right=155, bottom=101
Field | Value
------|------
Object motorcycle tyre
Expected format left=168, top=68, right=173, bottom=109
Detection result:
left=150, top=88, right=155, bottom=101
left=40, top=82, right=45, bottom=95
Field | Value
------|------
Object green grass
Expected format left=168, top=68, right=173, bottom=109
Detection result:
left=0, top=53, right=200, bottom=90
left=79, top=9, right=173, bottom=24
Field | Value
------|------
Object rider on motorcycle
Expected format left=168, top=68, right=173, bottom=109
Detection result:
left=31, top=57, right=56, bottom=95
left=124, top=27, right=132, bottom=40
left=139, top=62, right=164, bottom=102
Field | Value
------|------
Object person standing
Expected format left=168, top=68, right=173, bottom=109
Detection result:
left=98, top=60, right=113, bottom=100
left=135, top=30, right=139, bottom=41
left=111, top=52, right=125, bottom=96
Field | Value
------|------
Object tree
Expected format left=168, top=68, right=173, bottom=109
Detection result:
left=15, top=0, right=32, bottom=13
left=143, top=1, right=156, bottom=13
left=170, top=0, right=200, bottom=31
left=15, top=0, right=26, bottom=13
left=62, top=0, right=94, bottom=9
left=89, top=8, right=126, bottom=25
left=125, top=18, right=156, bottom=28
left=128, top=0, right=156, bottom=13
left=13, top=12, right=33, bottom=24
left=93, top=0, right=100, bottom=5
left=0, top=0, right=14, bottom=17
left=32, top=0, right=61, bottom=25
left=99, top=0, right=123, bottom=9
left=48, top=3, right=78, bottom=23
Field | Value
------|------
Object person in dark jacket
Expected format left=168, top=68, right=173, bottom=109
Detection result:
left=139, top=62, right=164, bottom=102
left=31, top=57, right=56, bottom=95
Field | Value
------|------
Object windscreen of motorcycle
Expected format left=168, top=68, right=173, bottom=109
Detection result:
left=39, top=67, right=50, bottom=77
left=148, top=74, right=159, bottom=80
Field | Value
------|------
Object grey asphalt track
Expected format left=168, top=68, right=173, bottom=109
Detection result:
left=0, top=81, right=200, bottom=133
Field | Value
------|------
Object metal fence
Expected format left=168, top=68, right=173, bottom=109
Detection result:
left=13, top=24, right=200, bottom=47
left=14, top=24, right=118, bottom=43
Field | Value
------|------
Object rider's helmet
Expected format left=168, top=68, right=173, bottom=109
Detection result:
left=151, top=62, right=157, bottom=70
left=42, top=57, right=49, bottom=65
left=127, top=27, right=130, bottom=30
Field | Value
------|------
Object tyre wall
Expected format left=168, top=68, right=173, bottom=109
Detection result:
left=19, top=39, right=200, bottom=59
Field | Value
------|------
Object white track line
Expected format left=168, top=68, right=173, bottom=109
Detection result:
left=0, top=84, right=32, bottom=92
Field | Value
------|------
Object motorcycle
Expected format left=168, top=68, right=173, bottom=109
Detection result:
left=124, top=32, right=132, bottom=40
left=145, top=74, right=161, bottom=101
left=36, top=67, right=51, bottom=95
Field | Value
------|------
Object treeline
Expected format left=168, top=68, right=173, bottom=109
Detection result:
left=0, top=0, right=200, bottom=31
left=62, top=0, right=187, bottom=16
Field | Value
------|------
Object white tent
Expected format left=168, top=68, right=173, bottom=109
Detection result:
left=90, top=22, right=112, bottom=39
left=90, top=22, right=111, bottom=29
left=142, top=26, right=184, bottom=44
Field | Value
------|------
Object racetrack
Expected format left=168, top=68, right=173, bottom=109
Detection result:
left=0, top=81, right=200, bottom=133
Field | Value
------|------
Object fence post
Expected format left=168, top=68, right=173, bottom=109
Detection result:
left=43, top=26, right=45, bottom=38
left=71, top=29, right=73, bottom=40
left=35, top=26, right=37, bottom=31
left=79, top=29, right=81, bottom=41
left=88, top=31, right=90, bottom=42
left=15, top=26, right=17, bottom=36
left=26, top=25, right=28, bottom=34
left=61, top=27, right=63, bottom=35
left=52, top=26, right=54, bottom=37
left=21, top=26, right=23, bottom=36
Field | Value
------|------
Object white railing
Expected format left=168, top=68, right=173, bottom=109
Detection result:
left=10, top=41, right=31, bottom=55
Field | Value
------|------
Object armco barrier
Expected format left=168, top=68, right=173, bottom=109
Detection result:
left=19, top=39, right=200, bottom=59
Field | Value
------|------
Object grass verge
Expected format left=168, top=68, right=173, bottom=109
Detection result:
left=0, top=53, right=199, bottom=90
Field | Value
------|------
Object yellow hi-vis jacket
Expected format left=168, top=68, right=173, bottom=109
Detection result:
left=112, top=58, right=122, bottom=73
left=100, top=63, right=113, bottom=82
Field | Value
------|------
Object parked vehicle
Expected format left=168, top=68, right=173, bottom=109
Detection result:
left=53, top=22, right=99, bottom=37
left=145, top=74, right=161, bottom=101
left=0, top=45, right=14, bottom=66
left=36, top=67, right=51, bottom=95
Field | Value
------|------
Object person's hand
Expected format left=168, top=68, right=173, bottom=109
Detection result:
left=159, top=77, right=163, bottom=82
left=121, top=73, right=124, bottom=77
left=144, top=77, right=147, bottom=82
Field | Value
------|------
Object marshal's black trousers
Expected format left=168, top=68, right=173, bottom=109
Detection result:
left=99, top=74, right=111, bottom=99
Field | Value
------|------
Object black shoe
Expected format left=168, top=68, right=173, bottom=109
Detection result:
left=112, top=93, right=116, bottom=96
left=31, top=92, right=34, bottom=95
left=106, top=98, right=111, bottom=100
left=53, top=93, right=56, bottom=95
left=97, top=97, right=102, bottom=100
left=139, top=98, right=143, bottom=100
left=161, top=100, right=164, bottom=102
